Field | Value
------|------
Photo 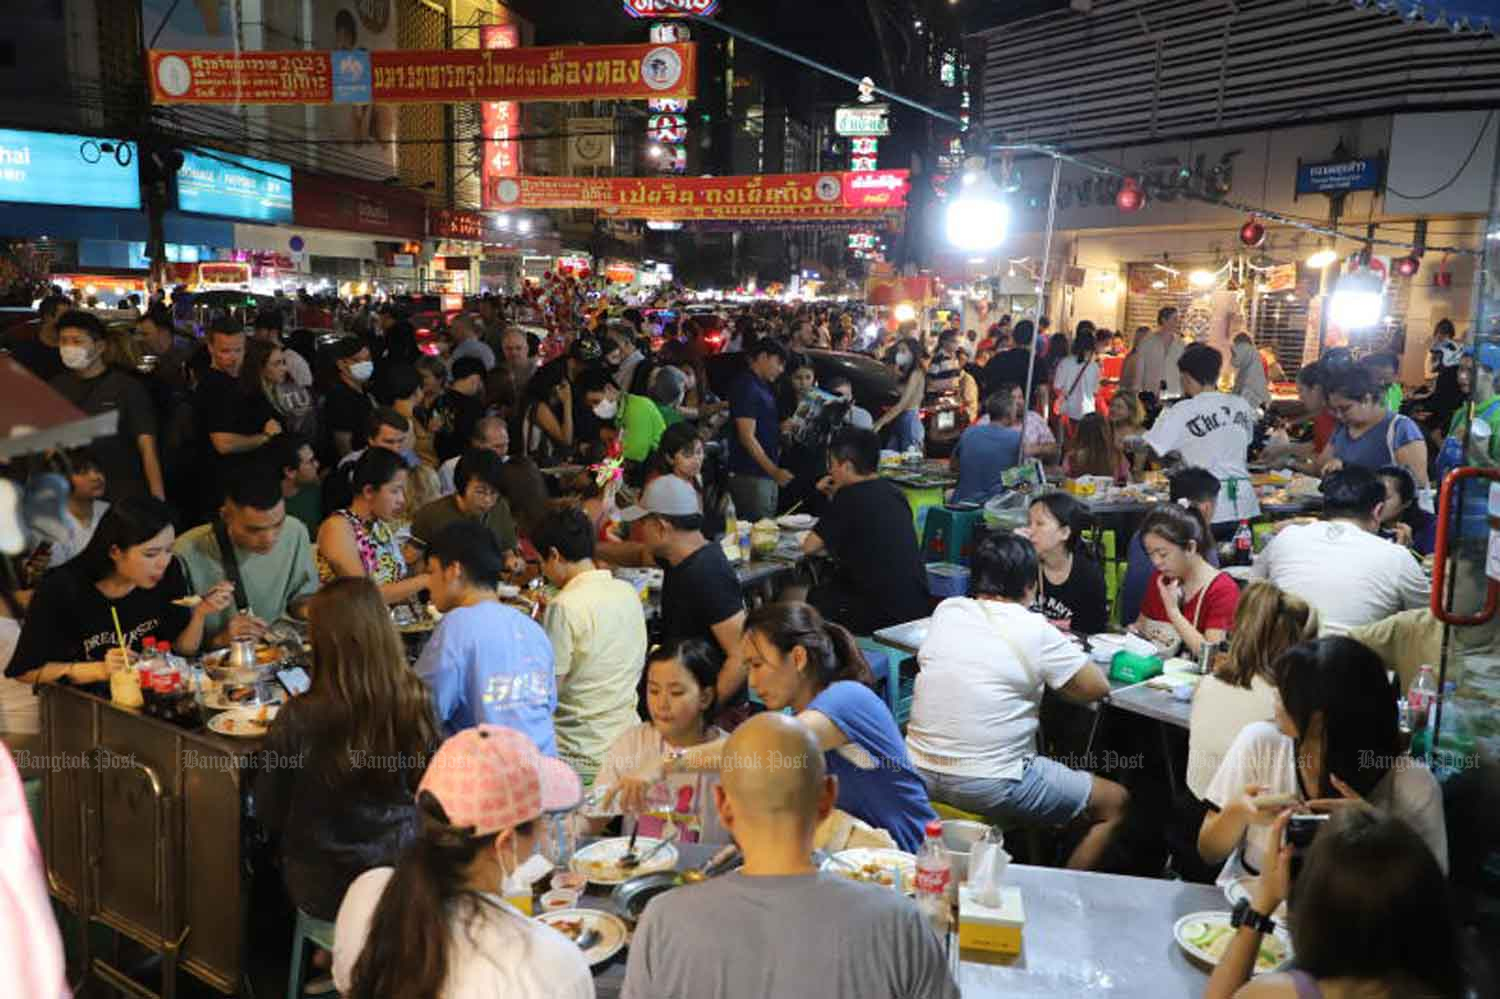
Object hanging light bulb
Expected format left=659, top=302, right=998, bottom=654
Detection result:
left=1115, top=177, right=1145, bottom=213
left=1329, top=268, right=1385, bottom=330
left=1394, top=255, right=1421, bottom=278
left=1239, top=216, right=1267, bottom=248
left=1188, top=269, right=1217, bottom=289
left=1306, top=247, right=1338, bottom=269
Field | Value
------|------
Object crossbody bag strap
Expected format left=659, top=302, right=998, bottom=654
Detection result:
left=981, top=602, right=1037, bottom=684
left=212, top=516, right=249, bottom=613
left=1190, top=571, right=1226, bottom=632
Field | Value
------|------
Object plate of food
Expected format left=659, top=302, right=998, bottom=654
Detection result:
left=820, top=847, right=917, bottom=893
left=777, top=513, right=817, bottom=531
left=198, top=681, right=286, bottom=711
left=1174, top=911, right=1291, bottom=974
left=536, top=908, right=628, bottom=965
left=1222, top=877, right=1288, bottom=920
left=570, top=837, right=679, bottom=884
left=202, top=644, right=285, bottom=668
left=206, top=704, right=278, bottom=738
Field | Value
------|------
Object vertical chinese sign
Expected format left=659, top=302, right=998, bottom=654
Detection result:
left=480, top=25, right=522, bottom=205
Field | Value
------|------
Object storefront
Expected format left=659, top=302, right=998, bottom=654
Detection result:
left=286, top=169, right=427, bottom=294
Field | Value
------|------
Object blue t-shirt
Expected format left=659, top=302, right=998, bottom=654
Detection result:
left=808, top=681, right=936, bottom=852
left=1330, top=412, right=1422, bottom=472
left=951, top=424, right=1023, bottom=503
left=414, top=601, right=558, bottom=755
left=728, top=371, right=780, bottom=477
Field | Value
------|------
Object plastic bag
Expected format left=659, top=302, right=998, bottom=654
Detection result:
left=967, top=827, right=1011, bottom=908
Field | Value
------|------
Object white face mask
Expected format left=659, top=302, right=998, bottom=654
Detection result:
left=60, top=345, right=94, bottom=371
left=500, top=846, right=553, bottom=897
left=593, top=398, right=619, bottom=420
left=895, top=349, right=912, bottom=369
left=348, top=360, right=374, bottom=383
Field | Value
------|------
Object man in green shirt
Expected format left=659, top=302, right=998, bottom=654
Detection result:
left=268, top=433, right=322, bottom=536
left=173, top=471, right=318, bottom=646
left=409, top=448, right=520, bottom=563
left=650, top=365, right=688, bottom=427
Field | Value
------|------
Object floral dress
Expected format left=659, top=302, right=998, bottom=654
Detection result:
left=318, top=510, right=406, bottom=585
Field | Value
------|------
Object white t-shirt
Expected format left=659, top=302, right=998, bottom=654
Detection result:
left=1250, top=520, right=1428, bottom=636
left=588, top=722, right=730, bottom=845
left=282, top=348, right=314, bottom=388
left=1051, top=356, right=1100, bottom=419
left=333, top=867, right=594, bottom=999
left=36, top=500, right=109, bottom=569
left=1202, top=721, right=1448, bottom=881
left=1144, top=391, right=1260, bottom=522
left=907, top=597, right=1089, bottom=781
left=1186, top=674, right=1277, bottom=799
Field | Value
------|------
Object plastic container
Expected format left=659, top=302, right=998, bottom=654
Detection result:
left=925, top=562, right=971, bottom=599
left=915, top=819, right=954, bottom=936
left=940, top=820, right=991, bottom=883
left=1408, top=665, right=1438, bottom=730
left=541, top=888, right=580, bottom=911
left=1109, top=649, right=1164, bottom=684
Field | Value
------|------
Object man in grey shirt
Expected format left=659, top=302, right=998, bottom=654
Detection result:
left=621, top=714, right=958, bottom=999
left=448, top=313, right=496, bottom=370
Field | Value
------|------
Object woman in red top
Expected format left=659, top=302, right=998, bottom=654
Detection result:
left=1132, top=502, right=1238, bottom=657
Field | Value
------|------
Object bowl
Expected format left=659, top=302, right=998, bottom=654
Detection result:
left=940, top=819, right=992, bottom=882
left=541, top=887, right=580, bottom=911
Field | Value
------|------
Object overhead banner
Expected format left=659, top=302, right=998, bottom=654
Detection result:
left=484, top=170, right=909, bottom=219
left=480, top=25, right=522, bottom=198
left=148, top=42, right=697, bottom=105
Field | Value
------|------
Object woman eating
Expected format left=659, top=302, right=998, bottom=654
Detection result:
left=1198, top=636, right=1448, bottom=881
left=8, top=498, right=231, bottom=685
left=1020, top=492, right=1109, bottom=635
left=610, top=602, right=937, bottom=851
left=1131, top=501, right=1238, bottom=658
left=1061, top=413, right=1129, bottom=482
left=334, top=725, right=590, bottom=999
left=872, top=337, right=928, bottom=454
left=1205, top=807, right=1468, bottom=999
left=316, top=448, right=430, bottom=605
left=256, top=577, right=439, bottom=922
left=584, top=638, right=730, bottom=845
left=1320, top=365, right=1428, bottom=486
left=1186, top=581, right=1318, bottom=799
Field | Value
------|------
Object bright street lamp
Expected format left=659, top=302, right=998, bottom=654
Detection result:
left=1328, top=268, right=1385, bottom=330
left=946, top=168, right=1009, bottom=253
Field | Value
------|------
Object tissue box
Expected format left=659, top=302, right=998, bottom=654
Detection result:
left=958, top=883, right=1025, bottom=957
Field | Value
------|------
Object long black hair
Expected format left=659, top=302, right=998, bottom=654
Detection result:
left=743, top=601, right=873, bottom=689
left=1028, top=491, right=1091, bottom=556
left=1139, top=500, right=1212, bottom=559
left=75, top=497, right=175, bottom=584
left=1273, top=636, right=1400, bottom=800
left=346, top=790, right=535, bottom=999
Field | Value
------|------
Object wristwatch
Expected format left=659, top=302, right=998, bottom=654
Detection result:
left=1230, top=898, right=1277, bottom=935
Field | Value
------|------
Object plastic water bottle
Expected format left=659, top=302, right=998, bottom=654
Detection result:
left=1408, top=665, right=1438, bottom=731
left=1232, top=520, right=1254, bottom=566
left=915, top=819, right=953, bottom=938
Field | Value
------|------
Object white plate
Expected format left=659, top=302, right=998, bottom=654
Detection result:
left=206, top=704, right=279, bottom=738
left=820, top=847, right=917, bottom=893
left=1222, top=877, right=1288, bottom=920
left=570, top=837, right=679, bottom=884
left=778, top=514, right=817, bottom=530
left=199, top=684, right=287, bottom=712
left=1173, top=910, right=1292, bottom=975
left=536, top=908, right=628, bottom=965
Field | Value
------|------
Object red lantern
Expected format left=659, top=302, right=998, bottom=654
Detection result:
left=1238, top=217, right=1266, bottom=248
left=1116, top=177, right=1145, bottom=213
left=1394, top=255, right=1421, bottom=278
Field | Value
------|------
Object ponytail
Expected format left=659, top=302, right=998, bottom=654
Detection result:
left=743, top=602, right=874, bottom=690
left=1141, top=501, right=1212, bottom=559
left=347, top=792, right=529, bottom=999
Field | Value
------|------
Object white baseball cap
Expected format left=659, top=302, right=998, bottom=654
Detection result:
left=617, top=475, right=702, bottom=522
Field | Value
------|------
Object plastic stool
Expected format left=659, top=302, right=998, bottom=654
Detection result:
left=857, top=638, right=898, bottom=719
left=920, top=506, right=983, bottom=565
left=287, top=908, right=337, bottom=999
left=933, top=800, right=986, bottom=823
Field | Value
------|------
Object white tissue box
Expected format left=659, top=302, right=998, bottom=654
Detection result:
left=958, top=883, right=1025, bottom=957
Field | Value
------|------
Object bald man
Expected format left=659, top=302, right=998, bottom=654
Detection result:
left=620, top=714, right=959, bottom=999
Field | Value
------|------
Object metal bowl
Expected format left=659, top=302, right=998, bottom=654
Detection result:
left=609, top=871, right=686, bottom=923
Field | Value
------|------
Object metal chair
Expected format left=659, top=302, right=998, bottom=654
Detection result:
left=286, top=908, right=337, bottom=999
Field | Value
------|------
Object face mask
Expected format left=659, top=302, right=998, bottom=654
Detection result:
left=593, top=398, right=619, bottom=420
left=348, top=360, right=374, bottom=383
left=500, top=845, right=553, bottom=897
left=60, top=345, right=94, bottom=371
left=895, top=350, right=912, bottom=368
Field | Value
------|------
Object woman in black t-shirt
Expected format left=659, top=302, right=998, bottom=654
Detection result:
left=1020, top=492, right=1109, bottom=635
left=8, top=498, right=232, bottom=684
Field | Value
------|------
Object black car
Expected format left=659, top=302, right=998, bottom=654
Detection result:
left=705, top=348, right=900, bottom=418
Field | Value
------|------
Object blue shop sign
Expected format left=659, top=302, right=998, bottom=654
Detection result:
left=0, top=128, right=140, bottom=210
left=1296, top=158, right=1384, bottom=196
left=176, top=150, right=293, bottom=223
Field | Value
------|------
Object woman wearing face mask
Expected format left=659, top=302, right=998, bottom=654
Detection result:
left=872, top=337, right=928, bottom=453
left=324, top=338, right=377, bottom=458
left=256, top=578, right=439, bottom=923
left=1131, top=501, right=1238, bottom=657
left=317, top=448, right=431, bottom=605
left=334, top=725, right=591, bottom=999
left=573, top=367, right=622, bottom=465
left=7, top=498, right=232, bottom=686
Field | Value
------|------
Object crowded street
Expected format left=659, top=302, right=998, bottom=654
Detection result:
left=2, top=0, right=1500, bottom=997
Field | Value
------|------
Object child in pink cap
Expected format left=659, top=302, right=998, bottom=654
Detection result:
left=333, top=726, right=592, bottom=999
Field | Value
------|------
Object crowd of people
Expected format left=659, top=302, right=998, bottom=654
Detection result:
left=0, top=287, right=1487, bottom=999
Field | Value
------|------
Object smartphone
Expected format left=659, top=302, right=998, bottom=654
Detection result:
left=1284, top=812, right=1330, bottom=850
left=277, top=666, right=311, bottom=697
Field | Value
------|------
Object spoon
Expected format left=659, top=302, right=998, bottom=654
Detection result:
left=619, top=820, right=641, bottom=868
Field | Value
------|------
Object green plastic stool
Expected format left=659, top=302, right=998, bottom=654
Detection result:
left=287, top=908, right=337, bottom=999
left=896, top=484, right=946, bottom=531
left=920, top=506, right=984, bottom=565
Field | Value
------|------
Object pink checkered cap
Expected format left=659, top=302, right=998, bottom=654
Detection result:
left=418, top=725, right=582, bottom=835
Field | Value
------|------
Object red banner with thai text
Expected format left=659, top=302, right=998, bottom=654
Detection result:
left=483, top=170, right=910, bottom=219
left=148, top=42, right=697, bottom=105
